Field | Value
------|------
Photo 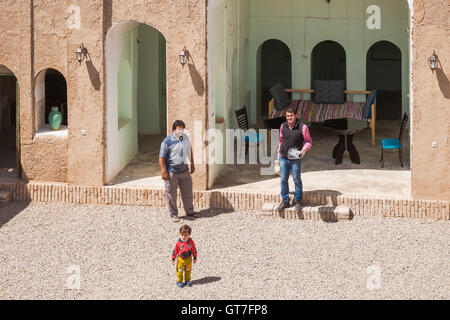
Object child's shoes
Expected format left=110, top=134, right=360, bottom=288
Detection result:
left=185, top=281, right=192, bottom=287
left=176, top=282, right=184, bottom=288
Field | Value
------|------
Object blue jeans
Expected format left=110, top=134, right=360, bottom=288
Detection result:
left=280, top=157, right=303, bottom=203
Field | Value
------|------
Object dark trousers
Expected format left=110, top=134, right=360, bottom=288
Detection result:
left=164, top=171, right=194, bottom=217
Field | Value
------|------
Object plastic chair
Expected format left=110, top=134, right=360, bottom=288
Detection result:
left=380, top=113, right=408, bottom=167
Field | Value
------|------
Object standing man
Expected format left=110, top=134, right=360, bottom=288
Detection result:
left=160, top=120, right=201, bottom=222
left=277, top=107, right=312, bottom=213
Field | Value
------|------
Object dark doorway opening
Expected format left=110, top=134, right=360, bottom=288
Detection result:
left=0, top=66, right=19, bottom=180
left=259, top=39, right=292, bottom=122
left=367, top=41, right=402, bottom=120
left=311, top=40, right=347, bottom=89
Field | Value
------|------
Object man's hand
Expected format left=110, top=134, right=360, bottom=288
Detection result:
left=190, top=164, right=195, bottom=174
left=301, top=150, right=307, bottom=158
left=162, top=171, right=169, bottom=181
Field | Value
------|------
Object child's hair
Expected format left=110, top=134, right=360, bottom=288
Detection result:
left=180, top=224, right=192, bottom=235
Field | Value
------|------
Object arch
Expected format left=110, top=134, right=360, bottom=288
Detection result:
left=311, top=40, right=347, bottom=87
left=105, top=21, right=168, bottom=184
left=257, top=39, right=292, bottom=122
left=0, top=64, right=20, bottom=178
left=366, top=40, right=402, bottom=120
left=34, top=68, right=68, bottom=132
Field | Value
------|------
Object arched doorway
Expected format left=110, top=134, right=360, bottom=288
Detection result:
left=367, top=41, right=402, bottom=120
left=106, top=22, right=167, bottom=185
left=0, top=65, right=20, bottom=179
left=34, top=68, right=68, bottom=132
left=311, top=40, right=347, bottom=87
left=258, top=39, right=292, bottom=123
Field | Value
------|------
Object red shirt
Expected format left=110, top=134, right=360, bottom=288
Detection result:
left=172, top=238, right=197, bottom=261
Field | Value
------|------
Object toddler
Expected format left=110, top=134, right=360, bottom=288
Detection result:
left=172, top=224, right=197, bottom=288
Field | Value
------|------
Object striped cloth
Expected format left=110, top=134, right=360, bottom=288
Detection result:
left=271, top=100, right=367, bottom=122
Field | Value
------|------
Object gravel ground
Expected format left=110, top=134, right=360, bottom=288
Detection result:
left=0, top=201, right=448, bottom=300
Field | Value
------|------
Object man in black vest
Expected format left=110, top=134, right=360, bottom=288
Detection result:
left=277, top=107, right=312, bottom=213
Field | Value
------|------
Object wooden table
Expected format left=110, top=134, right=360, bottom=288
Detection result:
left=322, top=119, right=368, bottom=165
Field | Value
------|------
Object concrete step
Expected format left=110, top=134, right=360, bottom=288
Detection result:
left=261, top=203, right=353, bottom=222
left=0, top=190, right=12, bottom=205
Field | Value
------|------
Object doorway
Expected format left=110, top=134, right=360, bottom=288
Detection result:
left=367, top=41, right=402, bottom=120
left=258, top=39, right=292, bottom=123
left=106, top=22, right=167, bottom=186
left=0, top=65, right=20, bottom=180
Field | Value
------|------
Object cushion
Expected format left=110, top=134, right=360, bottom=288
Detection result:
left=269, top=83, right=290, bottom=111
left=313, top=80, right=345, bottom=104
left=363, top=90, right=377, bottom=119
left=242, top=132, right=265, bottom=143
left=382, top=139, right=402, bottom=149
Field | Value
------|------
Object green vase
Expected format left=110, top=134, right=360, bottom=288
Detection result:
left=49, top=106, right=62, bottom=130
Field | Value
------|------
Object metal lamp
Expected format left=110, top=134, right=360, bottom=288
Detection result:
left=76, top=44, right=87, bottom=64
left=428, top=51, right=440, bottom=71
left=179, top=46, right=189, bottom=66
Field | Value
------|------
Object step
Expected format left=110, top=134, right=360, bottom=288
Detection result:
left=0, top=190, right=12, bottom=205
left=261, top=203, right=353, bottom=222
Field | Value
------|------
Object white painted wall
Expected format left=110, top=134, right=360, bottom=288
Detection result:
left=106, top=21, right=140, bottom=183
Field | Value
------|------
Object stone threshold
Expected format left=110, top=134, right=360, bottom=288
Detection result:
left=261, top=203, right=353, bottom=222
left=0, top=181, right=448, bottom=220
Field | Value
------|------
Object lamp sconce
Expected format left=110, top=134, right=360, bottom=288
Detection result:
left=75, top=43, right=88, bottom=65
left=428, top=51, right=440, bottom=72
left=179, top=46, right=190, bottom=67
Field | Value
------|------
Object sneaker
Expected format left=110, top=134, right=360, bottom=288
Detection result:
left=294, top=201, right=302, bottom=213
left=277, top=201, right=290, bottom=212
left=176, top=282, right=184, bottom=288
left=185, top=281, right=192, bottom=287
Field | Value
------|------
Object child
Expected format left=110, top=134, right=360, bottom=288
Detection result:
left=172, top=224, right=197, bottom=288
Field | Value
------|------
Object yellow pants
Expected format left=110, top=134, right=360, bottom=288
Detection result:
left=176, top=256, right=192, bottom=283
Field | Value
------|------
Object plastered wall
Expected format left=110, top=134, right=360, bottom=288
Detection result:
left=0, top=0, right=208, bottom=189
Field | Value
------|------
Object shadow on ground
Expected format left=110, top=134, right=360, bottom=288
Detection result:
left=0, top=201, right=31, bottom=229
left=191, top=276, right=221, bottom=286
left=183, top=208, right=235, bottom=221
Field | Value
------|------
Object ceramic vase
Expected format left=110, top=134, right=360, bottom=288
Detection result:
left=49, top=106, right=62, bottom=130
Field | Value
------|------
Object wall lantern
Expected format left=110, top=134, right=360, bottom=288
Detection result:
left=179, top=46, right=190, bottom=66
left=428, top=51, right=440, bottom=71
left=76, top=43, right=88, bottom=64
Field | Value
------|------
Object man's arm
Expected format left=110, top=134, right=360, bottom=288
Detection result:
left=159, top=157, right=169, bottom=181
left=278, top=123, right=283, bottom=161
left=301, top=124, right=312, bottom=156
left=159, top=141, right=169, bottom=181
left=190, top=149, right=195, bottom=174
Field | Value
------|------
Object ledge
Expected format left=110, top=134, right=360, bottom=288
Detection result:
left=34, top=125, right=68, bottom=138
left=118, top=118, right=131, bottom=130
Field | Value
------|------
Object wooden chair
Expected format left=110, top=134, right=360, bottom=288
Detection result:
left=234, top=106, right=265, bottom=156
left=380, top=113, right=408, bottom=168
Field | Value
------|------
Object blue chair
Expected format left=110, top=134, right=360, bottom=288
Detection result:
left=380, top=113, right=408, bottom=168
left=234, top=106, right=265, bottom=155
